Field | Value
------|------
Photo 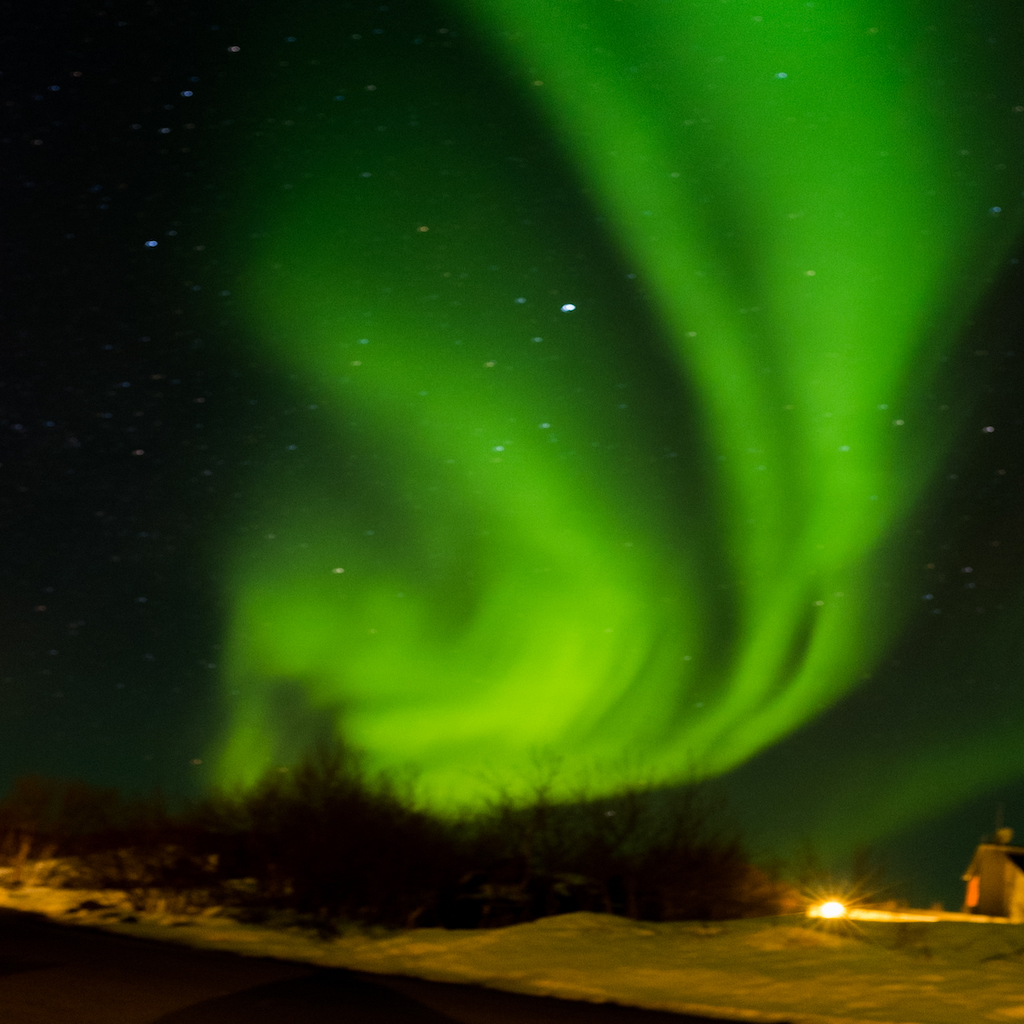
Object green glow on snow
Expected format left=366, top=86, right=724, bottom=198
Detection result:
left=212, top=0, right=1022, bottom=809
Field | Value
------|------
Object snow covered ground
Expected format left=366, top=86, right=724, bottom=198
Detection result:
left=3, top=865, right=1024, bottom=1024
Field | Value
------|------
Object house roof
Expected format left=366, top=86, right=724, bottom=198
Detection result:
left=964, top=843, right=1024, bottom=879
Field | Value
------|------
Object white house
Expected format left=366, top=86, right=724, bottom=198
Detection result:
left=962, top=828, right=1024, bottom=921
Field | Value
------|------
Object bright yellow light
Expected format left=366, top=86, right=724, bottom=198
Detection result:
left=816, top=900, right=847, bottom=919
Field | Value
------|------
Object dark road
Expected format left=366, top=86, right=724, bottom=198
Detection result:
left=0, top=909, right=765, bottom=1023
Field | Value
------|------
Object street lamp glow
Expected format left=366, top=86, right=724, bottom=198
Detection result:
left=815, top=901, right=848, bottom=919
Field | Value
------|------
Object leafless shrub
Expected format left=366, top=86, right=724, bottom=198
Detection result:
left=443, top=772, right=795, bottom=924
left=0, top=743, right=794, bottom=927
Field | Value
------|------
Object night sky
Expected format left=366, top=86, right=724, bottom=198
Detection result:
left=3, top=0, right=1023, bottom=912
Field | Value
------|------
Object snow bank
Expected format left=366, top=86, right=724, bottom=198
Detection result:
left=3, top=872, right=1024, bottom=1023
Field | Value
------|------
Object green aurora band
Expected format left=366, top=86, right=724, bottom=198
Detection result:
left=214, top=0, right=1022, bottom=811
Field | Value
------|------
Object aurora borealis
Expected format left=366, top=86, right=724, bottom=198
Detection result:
left=3, top=0, right=1023, bottom=908
left=213, top=0, right=1023, bottom=816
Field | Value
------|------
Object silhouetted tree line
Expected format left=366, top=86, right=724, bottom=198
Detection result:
left=0, top=744, right=798, bottom=931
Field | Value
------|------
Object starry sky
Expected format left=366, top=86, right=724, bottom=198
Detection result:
left=3, top=0, right=1023, bottom=911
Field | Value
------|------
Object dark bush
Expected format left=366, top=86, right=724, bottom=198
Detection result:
left=212, top=743, right=459, bottom=927
left=443, top=777, right=793, bottom=924
left=0, top=743, right=795, bottom=927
